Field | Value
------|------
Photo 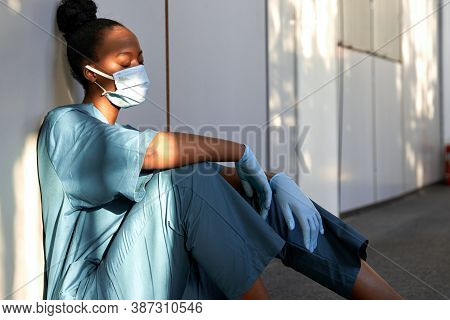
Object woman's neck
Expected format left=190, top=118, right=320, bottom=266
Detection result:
left=82, top=92, right=119, bottom=125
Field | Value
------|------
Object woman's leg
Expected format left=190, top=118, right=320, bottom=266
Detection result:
left=171, top=162, right=284, bottom=299
left=240, top=276, right=270, bottom=299
left=219, top=166, right=270, bottom=300
left=219, top=165, right=401, bottom=299
left=351, top=260, right=402, bottom=299
left=89, top=162, right=284, bottom=300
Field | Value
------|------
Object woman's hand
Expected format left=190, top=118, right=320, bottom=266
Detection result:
left=235, top=144, right=272, bottom=220
left=269, top=172, right=324, bottom=252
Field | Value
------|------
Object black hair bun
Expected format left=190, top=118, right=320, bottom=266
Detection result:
left=57, top=0, right=98, bottom=37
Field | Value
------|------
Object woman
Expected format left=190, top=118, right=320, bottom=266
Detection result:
left=37, top=0, right=401, bottom=300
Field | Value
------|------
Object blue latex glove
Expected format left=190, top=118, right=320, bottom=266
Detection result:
left=269, top=172, right=324, bottom=252
left=235, top=144, right=272, bottom=220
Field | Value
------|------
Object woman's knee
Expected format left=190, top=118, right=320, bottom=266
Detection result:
left=163, top=162, right=223, bottom=192
left=141, top=162, right=226, bottom=233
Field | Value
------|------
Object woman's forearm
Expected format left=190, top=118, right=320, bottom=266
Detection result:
left=142, top=132, right=246, bottom=170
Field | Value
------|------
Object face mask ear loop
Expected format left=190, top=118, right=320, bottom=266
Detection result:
left=85, top=65, right=114, bottom=80
left=93, top=81, right=109, bottom=96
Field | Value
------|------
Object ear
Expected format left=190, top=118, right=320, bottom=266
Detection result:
left=83, top=66, right=97, bottom=83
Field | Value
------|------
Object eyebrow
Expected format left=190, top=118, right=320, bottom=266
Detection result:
left=117, top=50, right=143, bottom=56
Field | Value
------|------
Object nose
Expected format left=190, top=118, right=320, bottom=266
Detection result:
left=130, top=59, right=141, bottom=67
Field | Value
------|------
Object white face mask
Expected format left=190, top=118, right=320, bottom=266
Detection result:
left=84, top=64, right=150, bottom=109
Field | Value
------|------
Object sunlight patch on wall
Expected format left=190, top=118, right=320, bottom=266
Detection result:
left=299, top=0, right=314, bottom=60
left=12, top=133, right=44, bottom=299
left=7, top=0, right=21, bottom=12
left=402, top=0, right=440, bottom=189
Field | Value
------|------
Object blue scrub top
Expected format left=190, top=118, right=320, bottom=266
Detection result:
left=37, top=103, right=157, bottom=299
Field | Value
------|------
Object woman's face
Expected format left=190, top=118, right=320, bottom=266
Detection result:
left=83, top=26, right=145, bottom=92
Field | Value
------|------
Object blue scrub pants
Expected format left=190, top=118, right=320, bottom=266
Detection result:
left=75, top=162, right=367, bottom=300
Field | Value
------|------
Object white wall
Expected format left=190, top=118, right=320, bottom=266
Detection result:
left=441, top=0, right=450, bottom=145
left=374, top=59, right=404, bottom=201
left=268, top=0, right=340, bottom=214
left=340, top=51, right=376, bottom=211
left=168, top=0, right=269, bottom=168
left=340, top=53, right=405, bottom=211
left=402, top=0, right=441, bottom=191
left=0, top=0, right=166, bottom=299
left=340, top=0, right=442, bottom=212
left=267, top=0, right=298, bottom=179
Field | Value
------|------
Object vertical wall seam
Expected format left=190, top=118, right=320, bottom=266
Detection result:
left=292, top=1, right=300, bottom=183
left=400, top=0, right=407, bottom=194
left=370, top=0, right=378, bottom=202
left=264, top=0, right=270, bottom=171
left=165, top=0, right=171, bottom=132
left=337, top=0, right=345, bottom=215
left=438, top=0, right=445, bottom=178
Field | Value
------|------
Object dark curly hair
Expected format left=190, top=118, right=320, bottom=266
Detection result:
left=56, top=0, right=124, bottom=91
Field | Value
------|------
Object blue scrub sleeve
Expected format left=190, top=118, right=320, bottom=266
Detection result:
left=48, top=109, right=158, bottom=209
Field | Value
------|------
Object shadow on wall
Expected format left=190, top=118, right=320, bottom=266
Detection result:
left=268, top=0, right=339, bottom=214
left=402, top=0, right=442, bottom=190
left=268, top=0, right=337, bottom=177
left=267, top=0, right=299, bottom=177
left=0, top=0, right=81, bottom=299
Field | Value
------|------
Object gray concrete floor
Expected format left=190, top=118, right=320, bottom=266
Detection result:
left=261, top=183, right=450, bottom=299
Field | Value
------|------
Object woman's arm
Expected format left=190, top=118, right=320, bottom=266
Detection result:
left=144, top=132, right=273, bottom=218
left=142, top=132, right=246, bottom=170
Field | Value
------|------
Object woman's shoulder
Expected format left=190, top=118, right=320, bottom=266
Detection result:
left=44, top=103, right=90, bottom=126
left=40, top=104, right=98, bottom=150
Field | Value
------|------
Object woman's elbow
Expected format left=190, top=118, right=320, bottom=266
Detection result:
left=142, top=146, right=159, bottom=170
left=142, top=136, right=178, bottom=170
